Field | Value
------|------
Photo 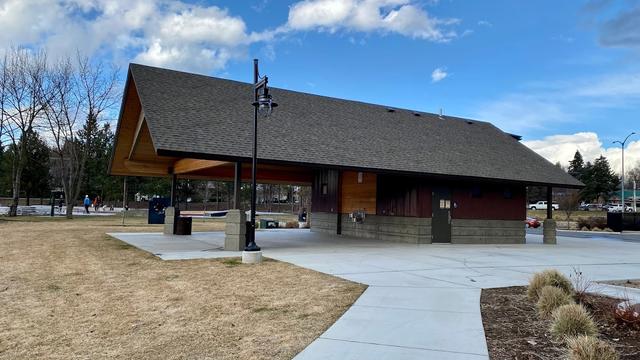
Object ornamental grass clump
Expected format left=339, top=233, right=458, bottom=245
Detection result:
left=527, top=269, right=574, bottom=301
left=536, top=285, right=574, bottom=318
left=551, top=304, right=598, bottom=340
left=566, top=336, right=618, bottom=360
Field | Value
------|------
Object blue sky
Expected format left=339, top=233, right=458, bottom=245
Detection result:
left=1, top=0, right=639, bottom=172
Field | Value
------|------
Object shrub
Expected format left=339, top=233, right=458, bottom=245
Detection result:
left=537, top=286, right=574, bottom=318
left=613, top=299, right=640, bottom=330
left=551, top=304, right=598, bottom=340
left=570, top=268, right=594, bottom=304
left=284, top=221, right=299, bottom=228
left=576, top=217, right=607, bottom=231
left=528, top=269, right=574, bottom=301
left=566, top=336, right=618, bottom=360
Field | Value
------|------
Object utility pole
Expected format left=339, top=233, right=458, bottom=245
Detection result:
left=613, top=132, right=636, bottom=210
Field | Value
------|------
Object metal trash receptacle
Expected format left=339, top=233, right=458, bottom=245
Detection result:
left=259, top=218, right=278, bottom=229
left=175, top=217, right=192, bottom=235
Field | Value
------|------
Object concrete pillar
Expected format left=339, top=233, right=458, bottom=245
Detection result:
left=543, top=219, right=557, bottom=244
left=164, top=206, right=176, bottom=235
left=225, top=209, right=246, bottom=251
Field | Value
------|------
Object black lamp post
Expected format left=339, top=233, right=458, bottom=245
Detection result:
left=246, top=59, right=277, bottom=252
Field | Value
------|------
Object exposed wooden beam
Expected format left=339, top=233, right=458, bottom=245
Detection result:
left=173, top=158, right=228, bottom=174
left=128, top=110, right=146, bottom=159
left=122, top=159, right=170, bottom=176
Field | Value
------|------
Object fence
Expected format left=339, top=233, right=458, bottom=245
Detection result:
left=607, top=212, right=640, bottom=232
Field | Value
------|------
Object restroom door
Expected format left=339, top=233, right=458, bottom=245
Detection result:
left=432, top=187, right=452, bottom=243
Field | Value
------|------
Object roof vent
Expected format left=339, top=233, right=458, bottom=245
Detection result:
left=386, top=108, right=395, bottom=113
left=439, top=108, right=444, bottom=119
left=466, top=121, right=473, bottom=125
left=413, top=112, right=421, bottom=117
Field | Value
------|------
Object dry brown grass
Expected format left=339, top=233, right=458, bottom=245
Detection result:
left=0, top=216, right=365, bottom=359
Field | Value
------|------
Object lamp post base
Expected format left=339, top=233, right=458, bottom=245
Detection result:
left=242, top=250, right=263, bottom=264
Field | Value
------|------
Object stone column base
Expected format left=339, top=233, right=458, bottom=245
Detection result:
left=225, top=209, right=246, bottom=251
left=543, top=219, right=557, bottom=245
left=163, top=207, right=175, bottom=235
left=242, top=251, right=262, bottom=264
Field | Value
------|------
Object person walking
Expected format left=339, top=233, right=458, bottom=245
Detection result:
left=83, top=195, right=91, bottom=214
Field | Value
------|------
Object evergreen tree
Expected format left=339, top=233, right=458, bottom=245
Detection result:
left=79, top=121, right=120, bottom=201
left=20, top=130, right=51, bottom=204
left=0, top=130, right=50, bottom=204
left=581, top=156, right=619, bottom=202
left=567, top=150, right=585, bottom=180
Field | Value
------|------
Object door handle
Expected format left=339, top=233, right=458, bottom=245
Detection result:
left=448, top=211, right=451, bottom=224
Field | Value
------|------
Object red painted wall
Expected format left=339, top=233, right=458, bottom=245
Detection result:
left=451, top=185, right=526, bottom=220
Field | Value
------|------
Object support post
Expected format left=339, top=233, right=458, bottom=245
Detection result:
left=170, top=173, right=177, bottom=207
left=164, top=172, right=178, bottom=234
left=543, top=186, right=556, bottom=244
left=122, top=176, right=128, bottom=225
left=233, top=162, right=242, bottom=209
left=546, top=186, right=553, bottom=220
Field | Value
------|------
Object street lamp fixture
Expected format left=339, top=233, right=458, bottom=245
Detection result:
left=246, top=59, right=277, bottom=252
left=613, top=132, right=636, bottom=212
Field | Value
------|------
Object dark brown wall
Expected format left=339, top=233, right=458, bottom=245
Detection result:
left=452, top=184, right=526, bottom=220
left=312, top=169, right=527, bottom=221
left=311, top=169, right=340, bottom=213
left=376, top=175, right=431, bottom=217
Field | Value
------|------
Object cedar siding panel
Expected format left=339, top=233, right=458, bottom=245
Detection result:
left=341, top=171, right=377, bottom=215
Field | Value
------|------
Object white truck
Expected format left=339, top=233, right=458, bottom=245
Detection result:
left=528, top=201, right=559, bottom=211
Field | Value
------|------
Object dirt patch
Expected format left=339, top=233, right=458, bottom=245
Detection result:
left=602, top=279, right=640, bottom=289
left=481, top=286, right=640, bottom=360
left=0, top=217, right=366, bottom=359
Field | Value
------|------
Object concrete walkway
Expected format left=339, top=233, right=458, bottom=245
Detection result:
left=109, top=230, right=640, bottom=360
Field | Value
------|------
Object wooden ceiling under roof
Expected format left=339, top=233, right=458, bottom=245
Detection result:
left=109, top=76, right=313, bottom=185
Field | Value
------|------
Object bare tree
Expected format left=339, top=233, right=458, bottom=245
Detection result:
left=45, top=54, right=118, bottom=218
left=558, top=191, right=581, bottom=229
left=627, top=162, right=640, bottom=189
left=1, top=48, right=51, bottom=216
left=0, top=53, right=7, bottom=149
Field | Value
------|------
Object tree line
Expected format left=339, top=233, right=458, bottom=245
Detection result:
left=565, top=150, right=638, bottom=204
left=0, top=47, right=311, bottom=218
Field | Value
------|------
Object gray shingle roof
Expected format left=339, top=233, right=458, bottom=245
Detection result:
left=129, top=63, right=582, bottom=187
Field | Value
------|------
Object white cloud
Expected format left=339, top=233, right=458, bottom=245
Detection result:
left=523, top=132, right=640, bottom=174
left=285, top=0, right=459, bottom=42
left=474, top=71, right=640, bottom=135
left=477, top=20, right=492, bottom=27
left=0, top=0, right=262, bottom=74
left=431, top=67, right=448, bottom=82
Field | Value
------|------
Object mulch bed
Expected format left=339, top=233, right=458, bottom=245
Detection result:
left=481, top=286, right=640, bottom=360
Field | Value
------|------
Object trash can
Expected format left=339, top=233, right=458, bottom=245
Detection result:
left=175, top=217, right=192, bottom=235
left=259, top=218, right=278, bottom=229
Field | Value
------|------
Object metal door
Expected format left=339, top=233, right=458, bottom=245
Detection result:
left=432, top=187, right=452, bottom=243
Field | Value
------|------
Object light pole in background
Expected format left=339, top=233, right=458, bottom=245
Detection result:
left=613, top=132, right=636, bottom=211
left=246, top=59, right=278, bottom=252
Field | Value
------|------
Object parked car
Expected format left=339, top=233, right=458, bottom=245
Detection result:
left=607, top=204, right=633, bottom=213
left=579, top=203, right=602, bottom=211
left=525, top=217, right=541, bottom=228
left=528, top=201, right=559, bottom=210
